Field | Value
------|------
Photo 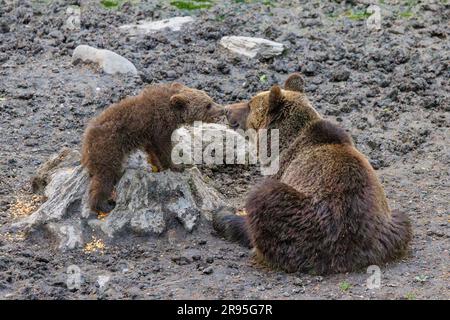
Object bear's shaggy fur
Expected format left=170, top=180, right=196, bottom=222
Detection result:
left=81, top=83, right=223, bottom=213
left=213, top=73, right=412, bottom=274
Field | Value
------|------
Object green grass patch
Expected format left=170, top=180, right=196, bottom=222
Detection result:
left=339, top=281, right=352, bottom=292
left=405, top=292, right=416, bottom=300
left=100, top=0, right=141, bottom=10
left=399, top=11, right=414, bottom=18
left=215, top=14, right=226, bottom=22
left=233, top=0, right=275, bottom=5
left=259, top=74, right=268, bottom=84
left=404, top=0, right=419, bottom=6
left=261, top=0, right=275, bottom=6
left=345, top=10, right=371, bottom=21
left=100, top=0, right=121, bottom=9
left=170, top=0, right=215, bottom=10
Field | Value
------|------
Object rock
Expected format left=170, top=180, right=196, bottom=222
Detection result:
left=293, top=277, right=303, bottom=286
left=331, top=68, right=351, bottom=82
left=31, top=147, right=80, bottom=194
left=172, top=256, right=192, bottom=266
left=48, top=30, right=64, bottom=41
left=0, top=21, right=10, bottom=33
left=65, top=6, right=81, bottom=31
left=206, top=257, right=214, bottom=264
left=202, top=266, right=214, bottom=275
left=12, top=145, right=226, bottom=251
left=220, top=36, right=284, bottom=59
left=119, top=16, right=194, bottom=35
left=172, top=123, right=257, bottom=169
left=165, top=70, right=177, bottom=79
left=303, top=62, right=319, bottom=76
left=72, top=45, right=137, bottom=75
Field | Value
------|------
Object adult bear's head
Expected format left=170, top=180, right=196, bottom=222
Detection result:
left=225, top=73, right=321, bottom=149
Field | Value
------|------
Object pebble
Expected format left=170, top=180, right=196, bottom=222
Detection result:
left=202, top=266, right=214, bottom=275
left=331, top=68, right=351, bottom=82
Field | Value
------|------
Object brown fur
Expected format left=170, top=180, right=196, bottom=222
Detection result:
left=214, top=73, right=412, bottom=274
left=81, top=83, right=223, bottom=213
left=226, top=74, right=320, bottom=150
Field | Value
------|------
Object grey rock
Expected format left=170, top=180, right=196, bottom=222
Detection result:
left=72, top=45, right=137, bottom=75
left=202, top=266, right=214, bottom=275
left=65, top=6, right=81, bottom=31
left=119, top=16, right=194, bottom=35
left=172, top=123, right=256, bottom=170
left=220, top=36, right=284, bottom=59
left=331, top=68, right=351, bottom=82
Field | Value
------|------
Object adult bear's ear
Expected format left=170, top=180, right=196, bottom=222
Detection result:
left=170, top=94, right=188, bottom=108
left=171, top=82, right=184, bottom=91
left=284, top=73, right=304, bottom=92
left=267, top=85, right=284, bottom=115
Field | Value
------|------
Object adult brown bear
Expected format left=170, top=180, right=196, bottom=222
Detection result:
left=213, top=73, right=412, bottom=274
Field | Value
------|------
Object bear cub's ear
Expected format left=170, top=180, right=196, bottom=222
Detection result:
left=267, top=85, right=284, bottom=115
left=284, top=73, right=305, bottom=92
left=170, top=94, right=188, bottom=108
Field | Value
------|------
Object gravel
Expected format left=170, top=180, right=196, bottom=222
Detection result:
left=0, top=0, right=448, bottom=300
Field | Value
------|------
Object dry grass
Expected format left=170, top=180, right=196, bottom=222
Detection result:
left=1, top=231, right=26, bottom=242
left=83, top=236, right=106, bottom=254
left=9, top=194, right=46, bottom=219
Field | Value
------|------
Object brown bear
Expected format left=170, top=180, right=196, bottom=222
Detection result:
left=81, top=82, right=224, bottom=213
left=213, top=73, right=412, bottom=275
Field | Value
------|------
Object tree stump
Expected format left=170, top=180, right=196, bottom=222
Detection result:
left=14, top=147, right=227, bottom=251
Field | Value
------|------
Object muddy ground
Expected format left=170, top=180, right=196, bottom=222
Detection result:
left=0, top=0, right=448, bottom=299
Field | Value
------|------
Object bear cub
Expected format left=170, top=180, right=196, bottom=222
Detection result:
left=81, top=82, right=223, bottom=213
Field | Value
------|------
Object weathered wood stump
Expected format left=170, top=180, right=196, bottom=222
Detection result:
left=14, top=145, right=227, bottom=250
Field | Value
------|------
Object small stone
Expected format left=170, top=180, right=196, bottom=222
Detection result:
left=0, top=22, right=10, bottom=33
left=65, top=6, right=81, bottom=30
left=152, top=266, right=161, bottom=273
left=293, top=277, right=303, bottom=286
left=303, top=62, right=319, bottom=76
left=238, top=251, right=247, bottom=258
left=166, top=70, right=177, bottom=79
left=220, top=36, right=284, bottom=59
left=202, top=266, right=214, bottom=275
left=48, top=30, right=64, bottom=40
left=331, top=68, right=351, bottom=82
left=192, top=255, right=202, bottom=261
left=172, top=256, right=191, bottom=266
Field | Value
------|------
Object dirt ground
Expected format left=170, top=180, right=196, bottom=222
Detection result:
left=0, top=0, right=448, bottom=299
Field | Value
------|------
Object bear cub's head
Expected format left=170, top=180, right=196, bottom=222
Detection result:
left=170, top=83, right=224, bottom=124
left=225, top=73, right=321, bottom=147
